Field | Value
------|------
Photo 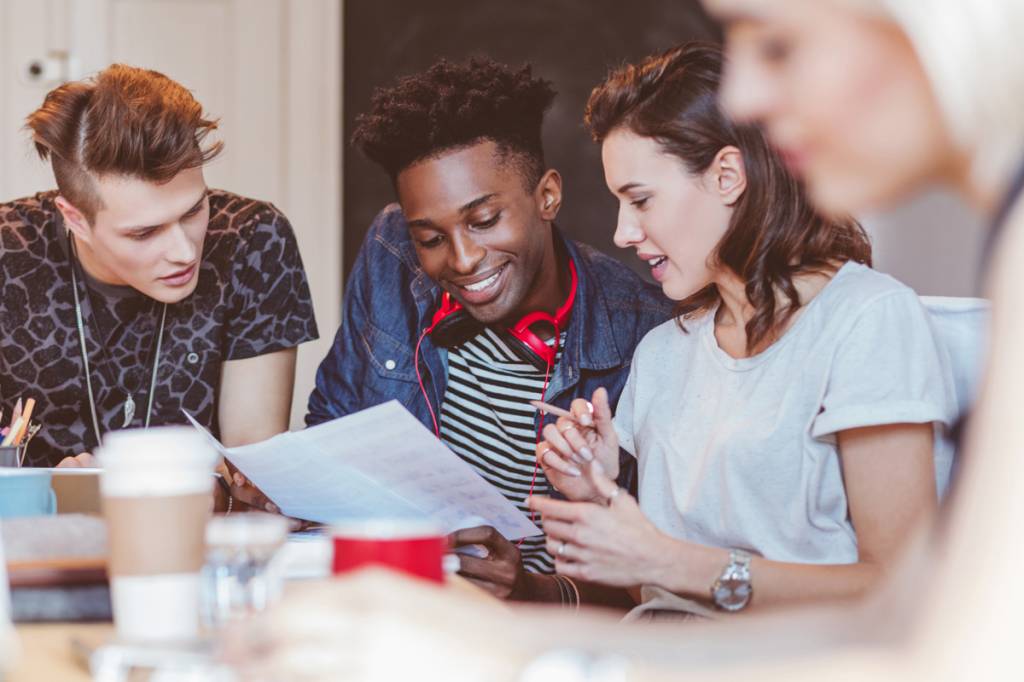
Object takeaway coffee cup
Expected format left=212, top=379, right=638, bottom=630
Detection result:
left=99, top=427, right=218, bottom=643
left=331, top=519, right=445, bottom=584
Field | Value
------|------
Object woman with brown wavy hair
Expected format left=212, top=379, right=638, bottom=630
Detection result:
left=528, top=43, right=957, bottom=618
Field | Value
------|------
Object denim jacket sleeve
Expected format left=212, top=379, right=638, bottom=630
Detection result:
left=305, top=208, right=424, bottom=426
left=305, top=238, right=372, bottom=426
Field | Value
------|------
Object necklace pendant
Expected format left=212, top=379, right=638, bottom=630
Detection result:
left=123, top=394, right=136, bottom=427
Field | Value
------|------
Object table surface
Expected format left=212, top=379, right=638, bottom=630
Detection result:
left=8, top=575, right=494, bottom=681
left=9, top=622, right=110, bottom=682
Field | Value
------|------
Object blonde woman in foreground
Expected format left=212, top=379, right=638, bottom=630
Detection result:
left=224, top=0, right=1024, bottom=678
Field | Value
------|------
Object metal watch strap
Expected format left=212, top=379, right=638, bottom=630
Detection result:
left=711, top=548, right=753, bottom=612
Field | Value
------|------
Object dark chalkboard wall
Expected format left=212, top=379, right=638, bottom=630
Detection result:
left=343, top=0, right=721, bottom=281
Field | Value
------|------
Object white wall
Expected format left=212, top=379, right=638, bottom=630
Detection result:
left=861, top=187, right=985, bottom=297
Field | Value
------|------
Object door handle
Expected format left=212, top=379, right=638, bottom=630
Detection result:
left=21, top=50, right=71, bottom=86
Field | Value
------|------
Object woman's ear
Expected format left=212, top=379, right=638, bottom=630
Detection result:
left=55, top=195, right=94, bottom=245
left=713, top=146, right=747, bottom=206
left=535, top=169, right=563, bottom=221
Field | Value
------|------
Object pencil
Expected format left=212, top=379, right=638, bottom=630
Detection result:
left=14, top=398, right=35, bottom=445
left=10, top=398, right=22, bottom=429
left=2, top=417, right=23, bottom=447
left=529, top=400, right=574, bottom=419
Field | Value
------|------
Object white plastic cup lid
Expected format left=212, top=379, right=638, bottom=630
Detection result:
left=99, top=426, right=218, bottom=497
left=206, top=512, right=290, bottom=547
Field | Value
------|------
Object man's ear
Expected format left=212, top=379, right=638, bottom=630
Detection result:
left=55, top=196, right=93, bottom=245
left=711, top=146, right=747, bottom=206
left=535, top=169, right=563, bottom=221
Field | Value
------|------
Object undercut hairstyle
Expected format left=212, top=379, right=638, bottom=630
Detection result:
left=26, top=64, right=223, bottom=223
left=351, top=57, right=556, bottom=190
left=585, top=43, right=872, bottom=353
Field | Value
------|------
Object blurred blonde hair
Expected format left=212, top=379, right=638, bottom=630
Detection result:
left=846, top=0, right=1024, bottom=190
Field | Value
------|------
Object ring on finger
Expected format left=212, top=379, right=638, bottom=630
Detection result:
left=557, top=541, right=568, bottom=557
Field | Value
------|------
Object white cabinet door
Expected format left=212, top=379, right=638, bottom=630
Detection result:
left=0, top=0, right=341, bottom=427
left=0, top=0, right=72, bottom=200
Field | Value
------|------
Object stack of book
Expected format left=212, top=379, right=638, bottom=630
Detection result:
left=2, top=514, right=110, bottom=622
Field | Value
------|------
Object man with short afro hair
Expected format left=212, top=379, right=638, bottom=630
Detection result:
left=308, top=56, right=671, bottom=608
left=352, top=57, right=553, bottom=190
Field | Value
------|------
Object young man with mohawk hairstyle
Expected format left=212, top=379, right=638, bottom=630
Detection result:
left=1, top=65, right=318, bottom=512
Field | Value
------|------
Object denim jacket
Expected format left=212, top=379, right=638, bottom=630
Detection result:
left=306, top=204, right=673, bottom=489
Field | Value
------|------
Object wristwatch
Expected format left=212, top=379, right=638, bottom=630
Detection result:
left=711, top=549, right=753, bottom=611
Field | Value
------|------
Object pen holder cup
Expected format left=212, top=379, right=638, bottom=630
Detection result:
left=0, top=444, right=28, bottom=468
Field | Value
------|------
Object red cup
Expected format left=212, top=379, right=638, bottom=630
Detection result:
left=330, top=519, right=445, bottom=584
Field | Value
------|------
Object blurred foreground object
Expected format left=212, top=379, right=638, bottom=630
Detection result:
left=224, top=570, right=540, bottom=681
left=203, top=513, right=290, bottom=630
left=223, top=526, right=1010, bottom=681
left=99, top=427, right=218, bottom=643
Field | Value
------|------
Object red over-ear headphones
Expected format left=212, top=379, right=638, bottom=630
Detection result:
left=425, top=259, right=577, bottom=372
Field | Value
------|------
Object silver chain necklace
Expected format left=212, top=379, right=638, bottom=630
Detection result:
left=69, top=240, right=166, bottom=445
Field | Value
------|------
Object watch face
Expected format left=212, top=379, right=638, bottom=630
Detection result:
left=713, top=578, right=752, bottom=611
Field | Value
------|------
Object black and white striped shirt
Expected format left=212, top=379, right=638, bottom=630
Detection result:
left=440, top=327, right=565, bottom=574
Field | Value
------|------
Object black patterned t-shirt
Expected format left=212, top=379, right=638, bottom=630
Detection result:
left=0, top=190, right=319, bottom=466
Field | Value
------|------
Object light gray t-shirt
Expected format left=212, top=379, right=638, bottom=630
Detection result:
left=614, top=263, right=957, bottom=579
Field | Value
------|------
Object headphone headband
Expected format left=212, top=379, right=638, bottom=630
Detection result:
left=427, top=259, right=578, bottom=370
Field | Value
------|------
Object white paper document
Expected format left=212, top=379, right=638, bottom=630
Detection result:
left=184, top=402, right=541, bottom=540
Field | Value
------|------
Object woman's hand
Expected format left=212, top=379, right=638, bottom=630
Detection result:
left=528, top=464, right=679, bottom=588
left=222, top=570, right=527, bottom=681
left=536, top=387, right=620, bottom=502
left=56, top=452, right=97, bottom=468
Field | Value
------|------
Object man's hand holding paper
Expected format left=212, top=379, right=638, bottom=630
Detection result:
left=188, top=401, right=541, bottom=542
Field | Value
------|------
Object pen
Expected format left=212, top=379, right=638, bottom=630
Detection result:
left=19, top=423, right=40, bottom=467
left=10, top=398, right=22, bottom=430
left=529, top=400, right=573, bottom=419
left=2, top=417, right=23, bottom=447
left=14, top=398, right=35, bottom=445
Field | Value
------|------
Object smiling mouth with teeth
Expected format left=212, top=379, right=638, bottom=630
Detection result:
left=648, top=256, right=668, bottom=267
left=461, top=265, right=506, bottom=292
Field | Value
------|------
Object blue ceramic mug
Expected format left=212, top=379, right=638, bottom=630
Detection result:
left=0, top=469, right=56, bottom=518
